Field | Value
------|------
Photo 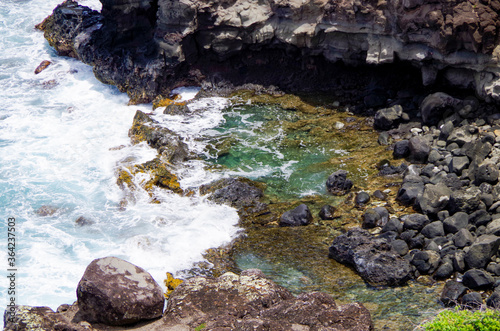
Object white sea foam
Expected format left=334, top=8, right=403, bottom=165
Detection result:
left=0, top=0, right=239, bottom=316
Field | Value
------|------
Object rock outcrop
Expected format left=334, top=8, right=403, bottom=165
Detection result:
left=4, top=261, right=373, bottom=331
left=38, top=0, right=500, bottom=103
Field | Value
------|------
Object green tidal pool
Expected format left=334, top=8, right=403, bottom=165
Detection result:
left=200, top=95, right=444, bottom=330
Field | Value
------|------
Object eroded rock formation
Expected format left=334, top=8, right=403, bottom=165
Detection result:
left=38, top=0, right=500, bottom=103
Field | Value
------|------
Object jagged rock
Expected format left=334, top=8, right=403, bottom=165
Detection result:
left=443, top=212, right=469, bottom=234
left=329, top=228, right=412, bottom=286
left=326, top=170, right=353, bottom=196
left=418, top=183, right=451, bottom=215
left=461, top=292, right=483, bottom=309
left=279, top=204, right=312, bottom=227
left=453, top=228, right=474, bottom=248
left=163, top=269, right=373, bottom=330
left=420, top=93, right=462, bottom=126
left=318, top=205, right=337, bottom=220
left=393, top=140, right=410, bottom=159
left=201, top=177, right=263, bottom=210
left=408, top=136, right=430, bottom=163
left=76, top=256, right=164, bottom=326
left=410, top=250, right=441, bottom=275
left=374, top=105, right=403, bottom=130
left=462, top=269, right=495, bottom=290
left=129, top=110, right=191, bottom=164
left=464, top=235, right=500, bottom=269
left=440, top=281, right=468, bottom=307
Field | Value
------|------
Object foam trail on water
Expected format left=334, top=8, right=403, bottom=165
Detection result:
left=0, top=0, right=239, bottom=315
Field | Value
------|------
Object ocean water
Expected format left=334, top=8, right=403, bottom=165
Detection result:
left=0, top=0, right=239, bottom=315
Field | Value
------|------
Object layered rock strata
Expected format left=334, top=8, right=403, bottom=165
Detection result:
left=39, top=0, right=500, bottom=103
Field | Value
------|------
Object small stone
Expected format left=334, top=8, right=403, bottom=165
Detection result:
left=318, top=205, right=337, bottom=220
left=280, top=204, right=313, bottom=227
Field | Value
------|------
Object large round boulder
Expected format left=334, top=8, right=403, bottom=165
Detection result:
left=76, top=256, right=164, bottom=326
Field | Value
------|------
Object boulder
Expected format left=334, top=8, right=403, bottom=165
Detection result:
left=362, top=207, right=389, bottom=229
left=448, top=187, right=483, bottom=214
left=440, top=281, right=467, bottom=307
left=374, top=105, right=403, bottom=130
left=76, top=257, right=164, bottom=326
left=473, top=162, right=500, bottom=185
left=434, top=259, right=454, bottom=279
left=421, top=221, right=445, bottom=239
left=410, top=250, right=441, bottom=275
left=326, top=170, right=353, bottom=195
left=397, top=175, right=424, bottom=206
left=382, top=217, right=403, bottom=233
left=443, top=212, right=469, bottom=234
left=448, top=156, right=470, bottom=175
left=486, top=219, right=500, bottom=235
left=391, top=239, right=409, bottom=256
left=402, top=213, right=430, bottom=232
left=329, top=228, right=412, bottom=286
left=469, top=209, right=492, bottom=227
left=418, top=183, right=451, bottom=215
left=462, top=269, right=495, bottom=290
left=355, top=191, right=371, bottom=206
left=393, top=140, right=410, bottom=159
left=318, top=204, right=337, bottom=220
left=408, top=136, right=430, bottom=163
left=487, top=289, right=500, bottom=308
left=164, top=269, right=373, bottom=330
left=280, top=204, right=313, bottom=227
left=452, top=228, right=474, bottom=248
left=420, top=92, right=461, bottom=126
left=461, top=292, right=483, bottom=309
left=464, top=235, right=500, bottom=269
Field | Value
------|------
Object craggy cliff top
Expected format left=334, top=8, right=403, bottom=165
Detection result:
left=40, top=0, right=500, bottom=102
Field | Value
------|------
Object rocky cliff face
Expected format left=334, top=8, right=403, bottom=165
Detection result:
left=39, top=0, right=500, bottom=103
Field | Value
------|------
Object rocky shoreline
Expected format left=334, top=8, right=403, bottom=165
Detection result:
left=15, top=0, right=500, bottom=329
